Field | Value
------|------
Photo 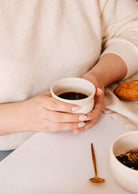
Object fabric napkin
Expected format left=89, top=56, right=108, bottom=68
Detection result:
left=104, top=72, right=138, bottom=131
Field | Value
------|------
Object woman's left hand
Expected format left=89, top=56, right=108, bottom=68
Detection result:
left=72, top=75, right=104, bottom=134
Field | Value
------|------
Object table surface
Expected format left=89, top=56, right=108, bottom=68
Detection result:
left=0, top=114, right=132, bottom=194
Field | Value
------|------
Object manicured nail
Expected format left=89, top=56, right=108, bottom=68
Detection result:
left=79, top=115, right=87, bottom=121
left=79, top=115, right=91, bottom=121
left=72, top=106, right=80, bottom=112
left=97, top=88, right=103, bottom=94
left=78, top=122, right=85, bottom=128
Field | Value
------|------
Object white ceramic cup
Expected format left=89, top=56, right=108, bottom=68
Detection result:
left=50, top=77, right=96, bottom=114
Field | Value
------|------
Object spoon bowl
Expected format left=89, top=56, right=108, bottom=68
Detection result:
left=89, top=177, right=105, bottom=184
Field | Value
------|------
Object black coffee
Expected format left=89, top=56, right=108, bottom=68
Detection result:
left=58, top=91, right=88, bottom=100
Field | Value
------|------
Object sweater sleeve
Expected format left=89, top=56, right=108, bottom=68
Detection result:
left=100, top=0, right=138, bottom=79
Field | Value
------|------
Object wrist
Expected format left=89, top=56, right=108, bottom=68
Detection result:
left=82, top=71, right=104, bottom=91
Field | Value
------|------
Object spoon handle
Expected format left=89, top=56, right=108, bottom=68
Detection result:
left=91, top=143, right=98, bottom=177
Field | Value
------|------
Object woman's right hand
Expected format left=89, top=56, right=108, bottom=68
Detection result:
left=15, top=92, right=89, bottom=133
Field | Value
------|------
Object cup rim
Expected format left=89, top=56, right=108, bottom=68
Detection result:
left=50, top=77, right=96, bottom=102
left=110, top=131, right=138, bottom=173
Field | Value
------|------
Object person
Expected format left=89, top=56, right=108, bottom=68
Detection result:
left=0, top=0, right=138, bottom=153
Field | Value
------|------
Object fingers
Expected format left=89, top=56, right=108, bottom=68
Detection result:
left=73, top=120, right=95, bottom=134
left=73, top=93, right=104, bottom=134
left=36, top=120, right=86, bottom=132
left=41, top=95, right=80, bottom=113
left=41, top=107, right=91, bottom=123
left=38, top=89, right=104, bottom=134
left=86, top=91, right=104, bottom=120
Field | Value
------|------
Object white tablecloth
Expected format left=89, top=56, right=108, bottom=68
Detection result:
left=0, top=114, right=132, bottom=194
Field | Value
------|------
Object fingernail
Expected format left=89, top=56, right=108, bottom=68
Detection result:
left=79, top=115, right=91, bottom=121
left=79, top=115, right=87, bottom=121
left=78, top=122, right=85, bottom=128
left=97, top=88, right=103, bottom=94
left=72, top=106, right=80, bottom=112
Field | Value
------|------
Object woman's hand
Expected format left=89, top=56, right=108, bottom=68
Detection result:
left=0, top=77, right=103, bottom=135
left=72, top=73, right=104, bottom=134
left=15, top=92, right=92, bottom=133
left=72, top=53, right=127, bottom=134
left=72, top=87, right=104, bottom=134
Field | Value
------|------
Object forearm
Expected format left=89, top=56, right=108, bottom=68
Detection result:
left=83, top=53, right=127, bottom=88
left=0, top=102, right=24, bottom=135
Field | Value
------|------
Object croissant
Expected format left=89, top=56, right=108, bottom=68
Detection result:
left=114, top=80, right=138, bottom=100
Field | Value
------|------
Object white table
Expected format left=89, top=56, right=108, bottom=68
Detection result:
left=0, top=114, right=132, bottom=194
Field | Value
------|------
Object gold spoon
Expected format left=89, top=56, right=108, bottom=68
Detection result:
left=89, top=143, right=105, bottom=184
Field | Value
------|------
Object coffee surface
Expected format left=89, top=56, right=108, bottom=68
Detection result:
left=58, top=91, right=88, bottom=100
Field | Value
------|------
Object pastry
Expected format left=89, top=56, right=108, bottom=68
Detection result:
left=114, top=80, right=138, bottom=100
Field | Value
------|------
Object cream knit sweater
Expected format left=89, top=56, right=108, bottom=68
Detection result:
left=0, top=0, right=138, bottom=150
